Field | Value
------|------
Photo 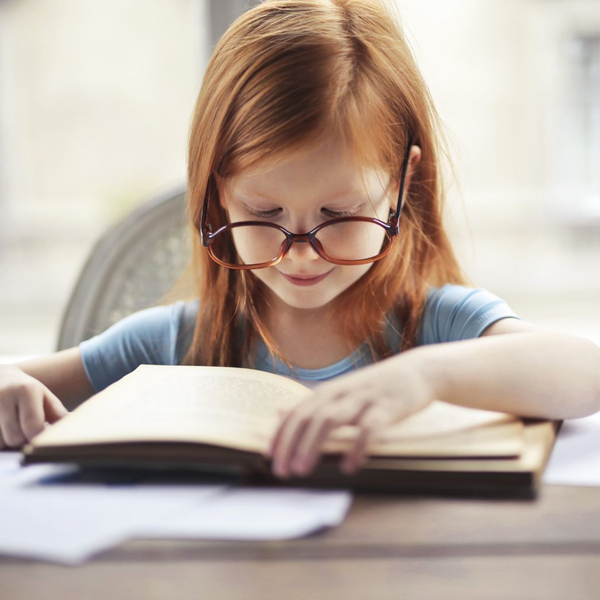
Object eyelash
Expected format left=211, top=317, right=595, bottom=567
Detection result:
left=245, top=206, right=362, bottom=218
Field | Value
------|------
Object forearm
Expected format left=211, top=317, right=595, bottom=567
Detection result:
left=403, top=332, right=600, bottom=419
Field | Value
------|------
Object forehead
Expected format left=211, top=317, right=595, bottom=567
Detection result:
left=224, top=137, right=392, bottom=204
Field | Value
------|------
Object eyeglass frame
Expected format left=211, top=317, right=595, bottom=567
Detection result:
left=200, top=137, right=413, bottom=270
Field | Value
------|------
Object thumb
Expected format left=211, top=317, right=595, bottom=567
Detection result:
left=43, top=390, right=69, bottom=423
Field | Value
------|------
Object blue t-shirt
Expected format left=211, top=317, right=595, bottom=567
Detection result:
left=79, top=284, right=521, bottom=393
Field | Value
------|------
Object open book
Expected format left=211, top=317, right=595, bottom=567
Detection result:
left=21, top=365, right=561, bottom=498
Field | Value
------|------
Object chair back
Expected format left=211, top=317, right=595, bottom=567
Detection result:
left=56, top=186, right=191, bottom=350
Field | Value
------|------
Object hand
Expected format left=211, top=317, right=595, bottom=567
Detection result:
left=0, top=365, right=69, bottom=450
left=267, top=351, right=436, bottom=478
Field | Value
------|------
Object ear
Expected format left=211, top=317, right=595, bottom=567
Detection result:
left=388, top=145, right=422, bottom=209
left=404, top=145, right=421, bottom=192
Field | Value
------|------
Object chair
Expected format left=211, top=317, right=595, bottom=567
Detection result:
left=56, top=185, right=192, bottom=350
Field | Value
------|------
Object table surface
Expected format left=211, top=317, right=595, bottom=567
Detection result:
left=1, top=485, right=600, bottom=600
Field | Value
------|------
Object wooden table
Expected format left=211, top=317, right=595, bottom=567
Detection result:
left=1, top=485, right=600, bottom=600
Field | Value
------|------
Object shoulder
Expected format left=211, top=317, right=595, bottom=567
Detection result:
left=417, top=283, right=521, bottom=345
left=85, top=299, right=198, bottom=351
left=79, top=299, right=200, bottom=392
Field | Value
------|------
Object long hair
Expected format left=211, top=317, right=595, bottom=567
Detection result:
left=162, top=0, right=470, bottom=371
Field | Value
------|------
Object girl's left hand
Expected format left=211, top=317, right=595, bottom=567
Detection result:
left=266, top=350, right=436, bottom=478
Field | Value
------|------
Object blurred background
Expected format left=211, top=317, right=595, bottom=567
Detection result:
left=0, top=0, right=599, bottom=355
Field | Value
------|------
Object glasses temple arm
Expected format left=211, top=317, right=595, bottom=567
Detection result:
left=391, top=137, right=413, bottom=235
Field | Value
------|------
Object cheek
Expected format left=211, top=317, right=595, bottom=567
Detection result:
left=250, top=269, right=272, bottom=287
left=321, top=264, right=375, bottom=297
left=250, top=268, right=288, bottom=295
left=339, top=263, right=373, bottom=284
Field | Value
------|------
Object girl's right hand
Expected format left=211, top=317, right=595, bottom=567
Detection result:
left=0, top=364, right=69, bottom=450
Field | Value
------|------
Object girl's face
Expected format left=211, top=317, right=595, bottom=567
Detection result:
left=218, top=133, right=420, bottom=315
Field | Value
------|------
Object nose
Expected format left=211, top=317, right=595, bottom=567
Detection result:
left=284, top=239, right=321, bottom=262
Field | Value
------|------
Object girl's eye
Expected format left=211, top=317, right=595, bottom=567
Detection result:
left=324, top=206, right=362, bottom=218
left=244, top=206, right=281, bottom=218
left=244, top=204, right=362, bottom=218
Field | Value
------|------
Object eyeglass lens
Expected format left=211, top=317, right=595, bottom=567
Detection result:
left=209, top=220, right=392, bottom=267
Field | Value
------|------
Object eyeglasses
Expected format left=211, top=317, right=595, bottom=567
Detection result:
left=200, top=138, right=413, bottom=270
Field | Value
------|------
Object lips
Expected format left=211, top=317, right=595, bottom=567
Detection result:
left=280, top=269, right=333, bottom=286
left=285, top=273, right=328, bottom=279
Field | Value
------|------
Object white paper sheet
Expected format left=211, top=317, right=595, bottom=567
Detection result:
left=0, top=453, right=227, bottom=565
left=0, top=452, right=353, bottom=565
left=136, top=487, right=352, bottom=541
left=543, top=411, right=600, bottom=487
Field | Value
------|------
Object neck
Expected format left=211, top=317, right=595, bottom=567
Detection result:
left=256, top=290, right=360, bottom=369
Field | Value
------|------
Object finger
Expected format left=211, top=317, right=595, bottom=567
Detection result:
left=18, top=387, right=46, bottom=441
left=289, top=406, right=345, bottom=476
left=267, top=408, right=292, bottom=457
left=291, top=397, right=375, bottom=476
left=344, top=395, right=378, bottom=425
left=268, top=395, right=323, bottom=458
left=271, top=407, right=316, bottom=479
left=268, top=388, right=345, bottom=466
left=0, top=399, right=27, bottom=449
left=43, top=390, right=68, bottom=423
left=341, top=407, right=389, bottom=475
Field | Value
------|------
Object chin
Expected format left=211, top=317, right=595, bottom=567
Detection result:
left=274, top=289, right=336, bottom=310
left=253, top=268, right=368, bottom=312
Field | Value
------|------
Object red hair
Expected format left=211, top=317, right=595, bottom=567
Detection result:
left=161, top=0, right=470, bottom=372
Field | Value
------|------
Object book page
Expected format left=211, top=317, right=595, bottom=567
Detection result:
left=323, top=420, right=524, bottom=457
left=30, top=364, right=523, bottom=458
left=322, top=398, right=522, bottom=457
left=31, top=365, right=314, bottom=454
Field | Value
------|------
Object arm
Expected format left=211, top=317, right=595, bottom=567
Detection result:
left=0, top=347, right=95, bottom=449
left=12, top=347, right=96, bottom=410
left=268, top=318, right=600, bottom=479
left=10, top=301, right=195, bottom=406
left=408, top=317, right=600, bottom=420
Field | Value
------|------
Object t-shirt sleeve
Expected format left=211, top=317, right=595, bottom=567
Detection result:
left=79, top=300, right=196, bottom=394
left=417, top=284, right=522, bottom=346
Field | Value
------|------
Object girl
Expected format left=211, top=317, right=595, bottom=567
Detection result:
left=1, top=0, right=600, bottom=480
